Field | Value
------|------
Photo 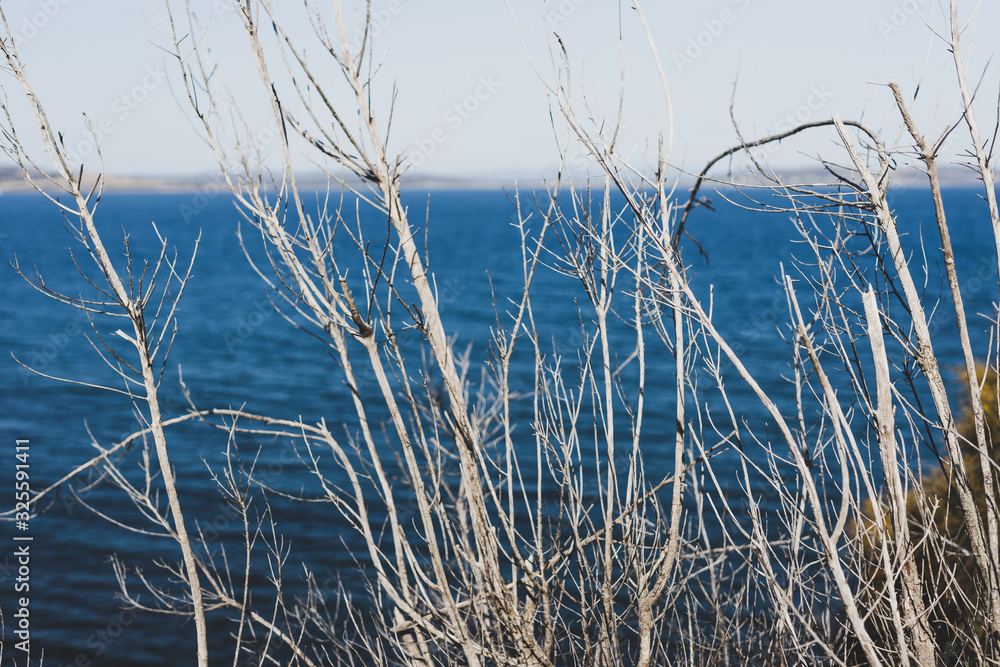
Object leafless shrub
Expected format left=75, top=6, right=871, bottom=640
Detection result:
left=3, top=1, right=1000, bottom=665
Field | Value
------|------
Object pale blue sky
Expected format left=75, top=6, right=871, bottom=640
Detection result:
left=2, top=0, right=998, bottom=179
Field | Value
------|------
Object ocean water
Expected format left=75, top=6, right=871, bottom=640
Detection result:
left=0, top=186, right=997, bottom=664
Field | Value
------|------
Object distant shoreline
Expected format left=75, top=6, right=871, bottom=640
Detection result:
left=0, top=164, right=994, bottom=195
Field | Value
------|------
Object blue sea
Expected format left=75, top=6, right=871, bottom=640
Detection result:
left=0, top=186, right=997, bottom=664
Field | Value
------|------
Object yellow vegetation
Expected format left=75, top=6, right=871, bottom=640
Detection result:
left=855, top=364, right=1000, bottom=657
